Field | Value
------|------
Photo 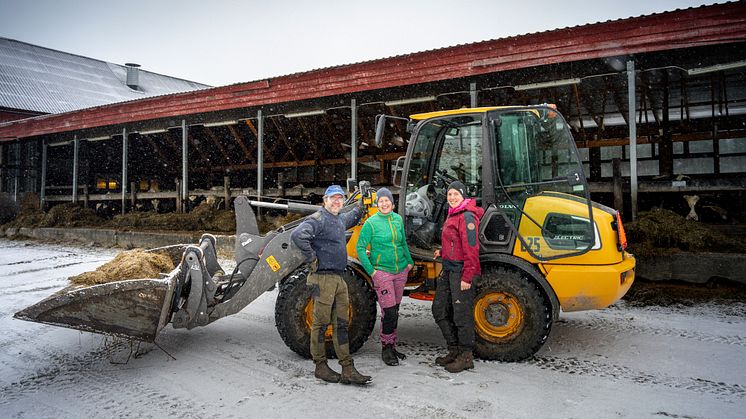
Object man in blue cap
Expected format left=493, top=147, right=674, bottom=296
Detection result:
left=291, top=184, right=372, bottom=385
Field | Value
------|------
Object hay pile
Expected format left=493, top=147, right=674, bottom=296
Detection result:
left=258, top=213, right=304, bottom=233
left=111, top=202, right=236, bottom=233
left=69, top=249, right=175, bottom=285
left=2, top=208, right=45, bottom=229
left=38, top=203, right=105, bottom=228
left=625, top=208, right=746, bottom=258
left=3, top=201, right=305, bottom=235
left=2, top=202, right=104, bottom=229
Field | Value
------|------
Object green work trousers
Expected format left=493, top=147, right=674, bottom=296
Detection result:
left=307, top=272, right=352, bottom=366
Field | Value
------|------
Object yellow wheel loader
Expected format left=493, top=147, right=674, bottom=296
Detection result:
left=15, top=105, right=635, bottom=362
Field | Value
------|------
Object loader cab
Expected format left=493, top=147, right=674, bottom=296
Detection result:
left=396, top=106, right=595, bottom=261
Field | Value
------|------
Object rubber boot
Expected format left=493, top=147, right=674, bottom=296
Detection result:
left=392, top=346, right=406, bottom=360
left=314, top=361, right=341, bottom=383
left=435, top=346, right=459, bottom=366
left=341, top=360, right=372, bottom=385
left=382, top=344, right=399, bottom=366
left=445, top=350, right=474, bottom=373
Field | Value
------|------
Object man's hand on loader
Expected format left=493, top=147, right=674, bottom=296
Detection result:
left=304, top=257, right=318, bottom=273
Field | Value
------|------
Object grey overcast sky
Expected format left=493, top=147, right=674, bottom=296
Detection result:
left=0, top=0, right=729, bottom=87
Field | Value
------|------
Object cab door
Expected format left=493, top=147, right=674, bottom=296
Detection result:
left=398, top=114, right=485, bottom=252
left=487, top=107, right=596, bottom=261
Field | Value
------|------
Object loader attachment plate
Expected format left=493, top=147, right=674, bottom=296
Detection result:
left=14, top=276, right=176, bottom=342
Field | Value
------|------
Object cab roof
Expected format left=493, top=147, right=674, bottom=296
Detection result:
left=409, top=105, right=554, bottom=120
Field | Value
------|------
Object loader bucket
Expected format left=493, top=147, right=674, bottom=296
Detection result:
left=13, top=246, right=186, bottom=342
left=14, top=275, right=177, bottom=342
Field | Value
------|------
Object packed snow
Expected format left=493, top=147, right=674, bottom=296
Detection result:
left=1, top=238, right=744, bottom=418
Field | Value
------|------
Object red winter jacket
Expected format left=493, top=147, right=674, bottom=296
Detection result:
left=440, top=198, right=484, bottom=284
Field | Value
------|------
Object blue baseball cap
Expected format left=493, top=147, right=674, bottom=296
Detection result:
left=324, top=184, right=345, bottom=197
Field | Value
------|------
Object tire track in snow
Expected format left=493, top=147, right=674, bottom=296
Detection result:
left=0, top=338, right=223, bottom=418
left=3, top=259, right=108, bottom=277
left=393, top=340, right=746, bottom=400
left=559, top=316, right=746, bottom=347
left=0, top=284, right=63, bottom=297
left=0, top=254, right=83, bottom=266
left=527, top=355, right=746, bottom=399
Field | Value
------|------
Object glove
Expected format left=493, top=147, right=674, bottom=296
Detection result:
left=304, top=257, right=318, bottom=273
left=356, top=195, right=365, bottom=210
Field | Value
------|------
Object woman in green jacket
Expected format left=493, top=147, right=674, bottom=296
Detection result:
left=356, top=187, right=414, bottom=366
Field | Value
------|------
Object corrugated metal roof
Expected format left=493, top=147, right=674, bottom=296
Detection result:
left=0, top=37, right=210, bottom=114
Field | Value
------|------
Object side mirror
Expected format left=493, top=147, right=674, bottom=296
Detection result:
left=358, top=180, right=371, bottom=199
left=374, top=114, right=386, bottom=147
left=346, top=178, right=359, bottom=193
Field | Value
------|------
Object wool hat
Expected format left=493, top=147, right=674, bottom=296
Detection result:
left=447, top=180, right=466, bottom=198
left=376, top=187, right=394, bottom=205
left=324, top=184, right=345, bottom=197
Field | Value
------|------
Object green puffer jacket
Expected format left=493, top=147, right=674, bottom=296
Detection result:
left=356, top=211, right=414, bottom=276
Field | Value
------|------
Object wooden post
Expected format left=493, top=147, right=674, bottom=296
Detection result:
left=612, top=158, right=623, bottom=213
left=130, top=181, right=137, bottom=209
left=223, top=175, right=231, bottom=210
left=277, top=172, right=285, bottom=198
left=589, top=148, right=601, bottom=180
left=175, top=178, right=182, bottom=213
left=83, top=185, right=89, bottom=208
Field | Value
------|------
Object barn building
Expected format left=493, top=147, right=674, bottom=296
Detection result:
left=0, top=2, right=745, bottom=220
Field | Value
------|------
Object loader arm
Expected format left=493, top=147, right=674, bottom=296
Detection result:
left=13, top=195, right=359, bottom=342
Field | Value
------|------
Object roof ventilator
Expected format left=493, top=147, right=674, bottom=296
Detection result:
left=125, top=63, right=141, bottom=91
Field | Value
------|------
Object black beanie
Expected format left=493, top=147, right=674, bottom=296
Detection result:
left=447, top=180, right=466, bottom=198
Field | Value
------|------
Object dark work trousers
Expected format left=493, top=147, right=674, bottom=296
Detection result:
left=307, top=272, right=352, bottom=366
left=431, top=266, right=475, bottom=351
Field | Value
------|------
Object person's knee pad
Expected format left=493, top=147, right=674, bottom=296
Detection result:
left=382, top=306, right=398, bottom=334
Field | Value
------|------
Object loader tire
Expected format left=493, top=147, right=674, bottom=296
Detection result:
left=275, top=267, right=377, bottom=359
left=473, top=266, right=552, bottom=362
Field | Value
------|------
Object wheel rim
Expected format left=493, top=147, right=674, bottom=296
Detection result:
left=303, top=298, right=353, bottom=339
left=474, top=291, right=524, bottom=342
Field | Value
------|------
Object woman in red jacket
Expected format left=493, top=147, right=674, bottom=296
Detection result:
left=432, top=181, right=484, bottom=373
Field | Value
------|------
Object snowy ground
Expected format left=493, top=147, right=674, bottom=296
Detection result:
left=1, top=238, right=745, bottom=419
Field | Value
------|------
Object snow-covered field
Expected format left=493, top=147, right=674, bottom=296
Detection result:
left=1, top=238, right=744, bottom=418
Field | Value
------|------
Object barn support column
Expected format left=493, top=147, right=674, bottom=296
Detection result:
left=121, top=128, right=128, bottom=215
left=39, top=141, right=47, bottom=209
left=257, top=110, right=264, bottom=199
left=181, top=120, right=188, bottom=213
left=627, top=60, right=638, bottom=220
left=659, top=71, right=673, bottom=177
left=470, top=82, right=478, bottom=108
left=72, top=135, right=79, bottom=203
left=14, top=142, right=20, bottom=202
left=0, top=144, right=4, bottom=193
left=351, top=98, right=357, bottom=181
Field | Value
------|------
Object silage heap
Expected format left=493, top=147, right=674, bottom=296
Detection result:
left=69, top=249, right=175, bottom=285
left=625, top=208, right=746, bottom=258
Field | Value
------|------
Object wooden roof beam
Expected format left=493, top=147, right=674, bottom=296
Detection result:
left=226, top=124, right=253, bottom=162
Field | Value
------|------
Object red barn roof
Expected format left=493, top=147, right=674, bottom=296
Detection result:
left=1, top=2, right=745, bottom=142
